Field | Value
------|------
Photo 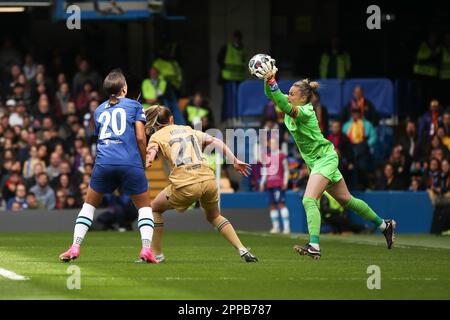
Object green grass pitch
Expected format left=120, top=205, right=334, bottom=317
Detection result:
left=0, top=231, right=449, bottom=299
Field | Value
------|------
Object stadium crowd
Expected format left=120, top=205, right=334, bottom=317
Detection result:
left=1, top=36, right=450, bottom=212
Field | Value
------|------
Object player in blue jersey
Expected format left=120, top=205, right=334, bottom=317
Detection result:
left=59, top=69, right=158, bottom=264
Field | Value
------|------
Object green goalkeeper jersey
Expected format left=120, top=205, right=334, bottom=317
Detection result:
left=264, top=82, right=335, bottom=167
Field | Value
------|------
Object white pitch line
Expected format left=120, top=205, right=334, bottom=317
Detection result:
left=0, top=267, right=29, bottom=281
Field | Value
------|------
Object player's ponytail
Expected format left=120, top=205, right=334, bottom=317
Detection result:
left=144, top=105, right=173, bottom=135
left=293, top=78, right=320, bottom=103
left=103, top=69, right=127, bottom=106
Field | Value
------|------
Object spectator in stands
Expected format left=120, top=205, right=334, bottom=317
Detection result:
left=83, top=99, right=99, bottom=141
left=7, top=64, right=22, bottom=96
left=218, top=30, right=246, bottom=120
left=26, top=192, right=41, bottom=209
left=33, top=64, right=55, bottom=97
left=34, top=94, right=52, bottom=122
left=319, top=36, right=351, bottom=79
left=47, top=152, right=61, bottom=180
left=9, top=83, right=25, bottom=105
left=56, top=73, right=67, bottom=87
left=72, top=59, right=101, bottom=96
left=152, top=46, right=183, bottom=95
left=418, top=99, right=443, bottom=143
left=437, top=127, right=450, bottom=151
left=2, top=171, right=24, bottom=203
left=17, top=74, right=32, bottom=106
left=340, top=85, right=379, bottom=126
left=388, top=144, right=411, bottom=187
left=24, top=162, right=45, bottom=189
left=55, top=188, right=67, bottom=209
left=37, top=143, right=49, bottom=165
left=30, top=172, right=55, bottom=210
left=183, top=92, right=214, bottom=129
left=141, top=67, right=167, bottom=109
left=442, top=112, right=450, bottom=134
left=56, top=173, right=72, bottom=194
left=55, top=160, right=82, bottom=189
left=311, top=92, right=329, bottom=135
left=22, top=145, right=46, bottom=179
left=440, top=158, right=450, bottom=197
left=427, top=134, right=449, bottom=162
left=343, top=107, right=377, bottom=189
left=398, top=120, right=420, bottom=161
left=54, top=82, right=71, bottom=117
left=424, top=158, right=442, bottom=204
left=409, top=177, right=421, bottom=192
left=328, top=120, right=354, bottom=184
left=7, top=184, right=27, bottom=211
left=75, top=80, right=93, bottom=112
left=377, top=163, right=405, bottom=190
left=200, top=115, right=214, bottom=132
left=8, top=100, right=26, bottom=127
left=65, top=194, right=78, bottom=209
left=23, top=54, right=37, bottom=81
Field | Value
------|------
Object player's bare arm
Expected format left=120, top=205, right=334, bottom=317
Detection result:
left=203, top=135, right=251, bottom=177
left=146, top=142, right=159, bottom=168
left=135, top=121, right=147, bottom=168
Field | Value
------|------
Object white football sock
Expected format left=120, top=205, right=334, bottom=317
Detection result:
left=73, top=203, right=96, bottom=246
left=138, top=207, right=154, bottom=248
left=378, top=220, right=387, bottom=231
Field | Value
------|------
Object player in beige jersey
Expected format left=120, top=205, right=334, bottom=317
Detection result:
left=144, top=105, right=258, bottom=263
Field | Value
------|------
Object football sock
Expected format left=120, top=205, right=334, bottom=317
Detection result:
left=270, top=209, right=280, bottom=230
left=302, top=197, right=321, bottom=244
left=211, top=215, right=245, bottom=251
left=137, top=207, right=154, bottom=248
left=344, top=196, right=385, bottom=230
left=73, top=203, right=95, bottom=246
left=280, top=207, right=290, bottom=232
left=151, top=212, right=164, bottom=255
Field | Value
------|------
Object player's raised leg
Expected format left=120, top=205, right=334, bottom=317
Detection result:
left=327, top=178, right=396, bottom=249
left=59, top=187, right=103, bottom=262
left=131, top=191, right=158, bottom=264
left=294, top=174, right=329, bottom=260
left=149, top=188, right=173, bottom=263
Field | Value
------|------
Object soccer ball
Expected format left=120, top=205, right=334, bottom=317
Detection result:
left=248, top=53, right=273, bottom=78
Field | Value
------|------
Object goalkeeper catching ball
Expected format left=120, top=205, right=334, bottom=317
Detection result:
left=255, top=58, right=396, bottom=259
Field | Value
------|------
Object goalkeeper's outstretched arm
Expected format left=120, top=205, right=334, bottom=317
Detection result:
left=265, top=78, right=299, bottom=118
left=260, top=60, right=299, bottom=118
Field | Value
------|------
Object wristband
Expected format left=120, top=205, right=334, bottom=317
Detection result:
left=267, top=78, right=278, bottom=91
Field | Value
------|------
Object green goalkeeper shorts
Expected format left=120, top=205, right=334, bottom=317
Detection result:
left=308, top=152, right=343, bottom=186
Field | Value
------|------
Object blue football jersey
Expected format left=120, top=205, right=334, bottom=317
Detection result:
left=93, top=97, right=146, bottom=168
